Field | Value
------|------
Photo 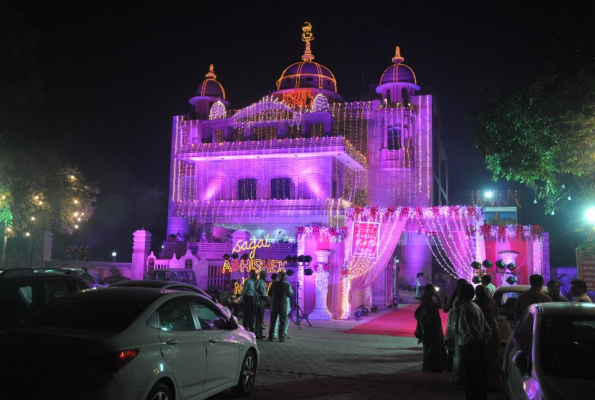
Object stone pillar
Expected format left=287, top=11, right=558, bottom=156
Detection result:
left=132, top=230, right=152, bottom=280
left=35, top=230, right=53, bottom=262
left=309, top=249, right=333, bottom=320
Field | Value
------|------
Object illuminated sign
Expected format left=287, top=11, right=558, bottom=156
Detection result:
left=234, top=278, right=273, bottom=295
left=232, top=235, right=271, bottom=258
left=352, top=222, right=380, bottom=257
left=222, top=258, right=287, bottom=274
left=282, top=89, right=314, bottom=108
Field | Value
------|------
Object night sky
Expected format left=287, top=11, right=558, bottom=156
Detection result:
left=4, top=1, right=588, bottom=265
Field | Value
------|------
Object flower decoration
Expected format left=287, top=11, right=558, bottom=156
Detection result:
left=471, top=261, right=482, bottom=270
left=386, top=206, right=395, bottom=216
left=400, top=207, right=410, bottom=217
left=496, top=259, right=506, bottom=270
left=341, top=269, right=351, bottom=277
left=497, top=225, right=507, bottom=238
left=506, top=276, right=518, bottom=285
left=482, top=259, right=493, bottom=269
left=507, top=263, right=517, bottom=272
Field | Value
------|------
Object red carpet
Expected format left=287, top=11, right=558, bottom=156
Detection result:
left=344, top=304, right=448, bottom=338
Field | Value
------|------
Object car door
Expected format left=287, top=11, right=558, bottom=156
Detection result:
left=158, top=297, right=207, bottom=398
left=189, top=297, right=240, bottom=392
left=505, top=311, right=534, bottom=400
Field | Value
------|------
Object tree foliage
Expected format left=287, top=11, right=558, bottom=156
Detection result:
left=469, top=21, right=595, bottom=215
left=0, top=144, right=98, bottom=236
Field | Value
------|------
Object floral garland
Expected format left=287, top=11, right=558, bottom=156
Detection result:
left=317, top=262, right=331, bottom=272
left=296, top=226, right=349, bottom=241
left=345, top=205, right=484, bottom=222
left=472, top=224, right=544, bottom=240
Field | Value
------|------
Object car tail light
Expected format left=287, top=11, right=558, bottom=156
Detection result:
left=74, top=349, right=140, bottom=378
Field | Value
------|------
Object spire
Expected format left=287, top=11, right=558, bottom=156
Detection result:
left=301, top=22, right=315, bottom=62
left=205, top=64, right=217, bottom=80
left=392, top=46, right=404, bottom=64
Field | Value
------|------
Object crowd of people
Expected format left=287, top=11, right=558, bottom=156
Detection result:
left=219, top=270, right=294, bottom=342
left=415, top=272, right=592, bottom=400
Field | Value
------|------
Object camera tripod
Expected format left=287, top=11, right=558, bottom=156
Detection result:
left=288, top=281, right=311, bottom=329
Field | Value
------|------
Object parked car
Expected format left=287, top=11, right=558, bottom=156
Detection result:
left=493, top=285, right=550, bottom=344
left=64, top=268, right=109, bottom=287
left=145, top=268, right=197, bottom=286
left=0, top=268, right=93, bottom=327
left=0, top=286, right=259, bottom=399
left=502, top=302, right=595, bottom=399
left=111, top=279, right=232, bottom=317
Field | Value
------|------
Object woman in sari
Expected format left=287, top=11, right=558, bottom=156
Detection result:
left=474, top=284, right=502, bottom=391
left=416, top=284, right=447, bottom=372
left=443, top=278, right=468, bottom=384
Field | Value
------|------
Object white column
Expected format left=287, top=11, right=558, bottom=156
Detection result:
left=132, top=230, right=152, bottom=280
left=309, top=249, right=333, bottom=320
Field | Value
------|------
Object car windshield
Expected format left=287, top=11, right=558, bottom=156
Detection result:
left=541, top=315, right=595, bottom=380
left=21, top=297, right=150, bottom=330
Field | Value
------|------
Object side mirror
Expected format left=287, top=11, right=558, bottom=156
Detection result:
left=512, top=350, right=528, bottom=375
left=228, top=315, right=239, bottom=330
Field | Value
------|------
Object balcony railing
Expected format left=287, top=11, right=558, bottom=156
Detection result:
left=178, top=136, right=367, bottom=169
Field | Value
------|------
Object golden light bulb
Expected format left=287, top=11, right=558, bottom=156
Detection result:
left=70, top=175, right=76, bottom=180
left=74, top=212, right=79, bottom=217
left=74, top=225, right=79, bottom=229
left=74, top=199, right=78, bottom=204
left=38, top=201, right=43, bottom=206
left=31, top=217, right=35, bottom=221
left=35, top=196, right=39, bottom=200
left=25, top=232, right=30, bottom=237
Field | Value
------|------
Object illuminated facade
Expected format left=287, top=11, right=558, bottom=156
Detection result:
left=161, top=24, right=548, bottom=317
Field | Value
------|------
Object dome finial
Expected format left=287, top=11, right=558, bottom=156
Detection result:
left=301, top=22, right=315, bottom=62
left=392, top=46, right=404, bottom=64
left=205, top=64, right=217, bottom=80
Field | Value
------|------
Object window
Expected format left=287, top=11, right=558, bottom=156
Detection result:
left=401, top=88, right=409, bottom=105
left=232, top=128, right=244, bottom=142
left=253, top=127, right=277, bottom=141
left=306, top=77, right=314, bottom=82
left=159, top=299, right=195, bottom=331
left=214, top=129, right=225, bottom=143
left=332, top=180, right=337, bottom=198
left=387, top=126, right=402, bottom=150
left=237, top=178, right=257, bottom=200
left=271, top=178, right=291, bottom=200
left=202, top=130, right=213, bottom=144
left=288, top=125, right=301, bottom=139
left=190, top=299, right=227, bottom=330
left=45, top=282, right=69, bottom=303
left=184, top=259, right=193, bottom=269
left=311, top=124, right=324, bottom=138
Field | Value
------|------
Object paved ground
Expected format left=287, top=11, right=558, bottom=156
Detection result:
left=210, top=291, right=503, bottom=400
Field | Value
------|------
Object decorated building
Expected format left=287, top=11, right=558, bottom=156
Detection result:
left=155, top=23, right=549, bottom=319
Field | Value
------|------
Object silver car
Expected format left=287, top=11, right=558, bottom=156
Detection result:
left=502, top=302, right=595, bottom=399
left=0, top=287, right=259, bottom=399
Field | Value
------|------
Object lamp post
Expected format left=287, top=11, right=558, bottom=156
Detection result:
left=112, top=251, right=117, bottom=262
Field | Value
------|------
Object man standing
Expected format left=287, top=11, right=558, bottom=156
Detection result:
left=241, top=270, right=258, bottom=332
left=571, top=279, right=593, bottom=303
left=480, top=275, right=496, bottom=299
left=514, top=274, right=552, bottom=321
left=458, top=283, right=492, bottom=400
left=547, top=280, right=569, bottom=302
left=254, top=270, right=268, bottom=339
left=268, top=271, right=293, bottom=342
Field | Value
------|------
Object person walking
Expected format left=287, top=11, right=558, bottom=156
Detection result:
left=474, top=285, right=502, bottom=392
left=458, top=283, right=492, bottom=400
left=268, top=271, right=293, bottom=342
left=571, top=279, right=593, bottom=303
left=443, top=278, right=468, bottom=383
left=254, top=270, right=268, bottom=339
left=416, top=284, right=447, bottom=372
left=514, top=274, right=552, bottom=321
left=547, top=279, right=569, bottom=302
left=241, top=270, right=258, bottom=332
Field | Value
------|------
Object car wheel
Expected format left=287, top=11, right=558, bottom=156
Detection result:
left=231, top=349, right=257, bottom=396
left=147, top=382, right=173, bottom=400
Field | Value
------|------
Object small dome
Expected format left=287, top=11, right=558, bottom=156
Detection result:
left=379, top=47, right=417, bottom=85
left=276, top=61, right=337, bottom=92
left=195, top=64, right=226, bottom=99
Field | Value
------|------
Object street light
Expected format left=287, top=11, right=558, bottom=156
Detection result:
left=112, top=251, right=117, bottom=262
left=586, top=207, right=595, bottom=224
left=484, top=190, right=493, bottom=199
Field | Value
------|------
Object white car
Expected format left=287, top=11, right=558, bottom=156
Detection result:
left=493, top=285, right=550, bottom=344
left=502, top=302, right=595, bottom=399
left=0, top=287, right=259, bottom=400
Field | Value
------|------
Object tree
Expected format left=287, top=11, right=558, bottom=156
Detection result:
left=0, top=144, right=98, bottom=267
left=469, top=20, right=595, bottom=215
left=52, top=156, right=166, bottom=261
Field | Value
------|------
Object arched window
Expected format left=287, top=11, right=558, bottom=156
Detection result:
left=184, top=259, right=193, bottom=269
left=237, top=178, right=257, bottom=200
left=387, top=126, right=402, bottom=150
left=270, top=178, right=291, bottom=200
